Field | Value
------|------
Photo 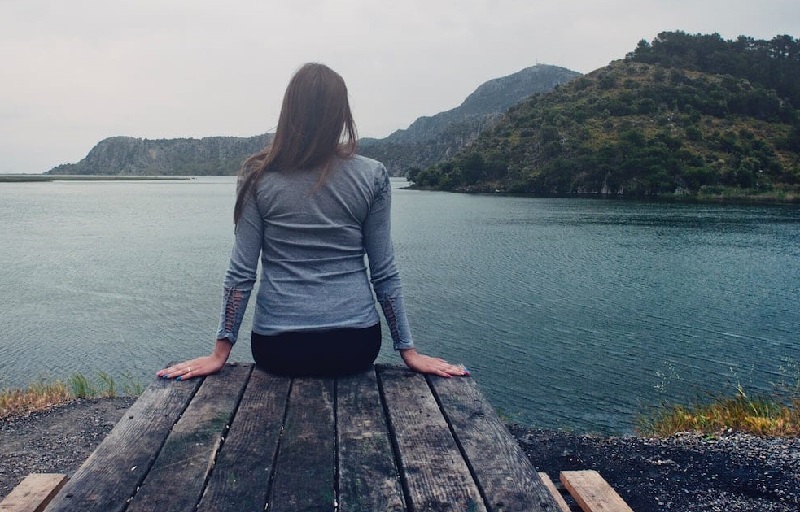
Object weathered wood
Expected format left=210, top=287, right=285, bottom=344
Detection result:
left=126, top=364, right=252, bottom=512
left=195, top=367, right=292, bottom=512
left=0, top=474, right=67, bottom=512
left=42, top=363, right=577, bottom=512
left=537, top=473, right=571, bottom=512
left=429, top=375, right=560, bottom=512
left=560, top=471, right=633, bottom=512
left=337, top=368, right=406, bottom=512
left=378, top=365, right=486, bottom=512
left=269, top=377, right=336, bottom=512
left=43, top=374, right=201, bottom=512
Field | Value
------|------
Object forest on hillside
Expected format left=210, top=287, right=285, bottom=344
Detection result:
left=409, top=32, right=800, bottom=200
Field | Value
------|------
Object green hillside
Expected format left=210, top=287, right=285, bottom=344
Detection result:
left=359, top=64, right=579, bottom=175
left=409, top=32, right=800, bottom=201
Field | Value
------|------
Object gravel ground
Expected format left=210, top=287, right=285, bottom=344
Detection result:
left=0, top=397, right=136, bottom=500
left=510, top=426, right=800, bottom=511
left=1, top=399, right=798, bottom=511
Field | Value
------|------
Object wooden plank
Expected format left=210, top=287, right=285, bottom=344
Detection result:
left=537, top=473, right=571, bottom=512
left=337, top=368, right=406, bottom=512
left=377, top=365, right=486, bottom=512
left=0, top=474, right=67, bottom=512
left=44, top=373, right=202, bottom=512
left=195, top=367, right=292, bottom=512
left=268, top=377, right=336, bottom=512
left=125, top=363, right=252, bottom=512
left=428, top=375, right=561, bottom=512
left=560, top=471, right=633, bottom=512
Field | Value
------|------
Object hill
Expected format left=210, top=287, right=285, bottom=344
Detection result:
left=47, top=135, right=270, bottom=176
left=409, top=32, right=800, bottom=200
left=45, top=65, right=579, bottom=177
left=359, top=64, right=580, bottom=175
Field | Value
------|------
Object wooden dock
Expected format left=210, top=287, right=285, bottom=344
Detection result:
left=35, top=363, right=563, bottom=512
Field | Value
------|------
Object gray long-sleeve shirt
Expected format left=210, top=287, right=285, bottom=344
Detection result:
left=216, top=155, right=414, bottom=350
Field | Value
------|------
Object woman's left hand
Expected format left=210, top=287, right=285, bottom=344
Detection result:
left=400, top=348, right=469, bottom=377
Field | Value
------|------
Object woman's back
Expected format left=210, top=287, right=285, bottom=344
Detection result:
left=242, top=155, right=392, bottom=335
left=159, top=62, right=466, bottom=381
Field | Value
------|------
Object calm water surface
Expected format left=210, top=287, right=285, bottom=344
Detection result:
left=1, top=177, right=798, bottom=433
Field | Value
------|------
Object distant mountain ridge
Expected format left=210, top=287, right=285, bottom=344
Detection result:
left=46, top=64, right=580, bottom=176
left=48, top=134, right=270, bottom=176
left=359, top=64, right=581, bottom=174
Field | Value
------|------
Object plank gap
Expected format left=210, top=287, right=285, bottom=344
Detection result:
left=424, top=374, right=491, bottom=512
left=379, top=365, right=485, bottom=511
left=427, top=375, right=560, bottom=511
left=375, top=366, right=415, bottom=512
left=263, top=378, right=295, bottom=512
left=337, top=367, right=405, bottom=511
left=538, top=473, right=571, bottom=512
left=190, top=364, right=254, bottom=511
left=194, top=368, right=291, bottom=512
left=333, top=378, right=340, bottom=512
left=267, top=378, right=336, bottom=510
left=125, top=365, right=252, bottom=512
left=44, top=371, right=203, bottom=512
left=122, top=372, right=203, bottom=510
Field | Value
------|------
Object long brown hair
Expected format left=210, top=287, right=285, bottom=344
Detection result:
left=233, top=63, right=358, bottom=225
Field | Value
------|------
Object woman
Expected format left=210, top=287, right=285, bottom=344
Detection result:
left=158, top=63, right=466, bottom=380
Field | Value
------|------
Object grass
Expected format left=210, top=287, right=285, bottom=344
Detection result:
left=0, top=381, right=71, bottom=420
left=637, top=383, right=800, bottom=437
left=5, top=368, right=799, bottom=439
left=0, top=372, right=143, bottom=420
left=693, top=185, right=800, bottom=204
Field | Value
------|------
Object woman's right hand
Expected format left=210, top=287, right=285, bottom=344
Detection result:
left=157, top=339, right=232, bottom=380
left=400, top=348, right=469, bottom=377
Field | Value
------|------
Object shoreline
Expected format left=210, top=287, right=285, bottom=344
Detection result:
left=0, top=175, right=194, bottom=182
left=1, top=397, right=797, bottom=511
left=404, top=184, right=800, bottom=205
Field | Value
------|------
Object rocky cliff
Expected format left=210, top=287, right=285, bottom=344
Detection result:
left=48, top=134, right=270, bottom=176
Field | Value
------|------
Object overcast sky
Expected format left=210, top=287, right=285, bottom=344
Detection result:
left=1, top=0, right=796, bottom=173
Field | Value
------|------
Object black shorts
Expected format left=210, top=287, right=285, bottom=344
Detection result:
left=250, top=323, right=381, bottom=377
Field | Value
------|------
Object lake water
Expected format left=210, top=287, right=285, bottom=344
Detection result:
left=1, top=176, right=798, bottom=433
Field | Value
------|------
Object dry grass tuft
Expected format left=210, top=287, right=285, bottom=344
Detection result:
left=638, top=384, right=800, bottom=437
left=0, top=380, right=72, bottom=420
left=1, top=372, right=141, bottom=420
